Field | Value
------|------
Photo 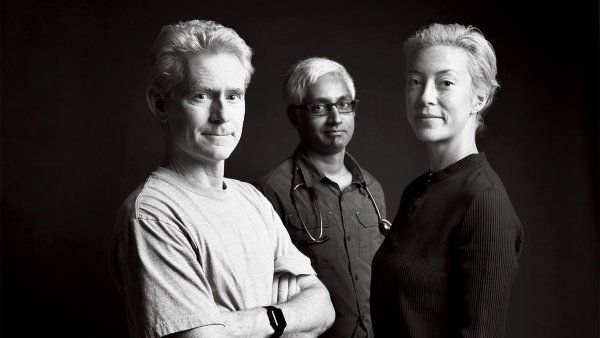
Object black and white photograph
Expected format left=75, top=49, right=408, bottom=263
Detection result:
left=2, top=0, right=598, bottom=337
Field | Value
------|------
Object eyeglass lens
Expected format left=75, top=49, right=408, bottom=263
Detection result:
left=308, top=100, right=357, bottom=115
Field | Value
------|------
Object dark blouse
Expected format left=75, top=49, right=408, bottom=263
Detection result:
left=371, top=153, right=523, bottom=338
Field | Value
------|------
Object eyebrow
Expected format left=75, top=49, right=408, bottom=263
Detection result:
left=226, top=88, right=246, bottom=96
left=188, top=86, right=245, bottom=95
left=407, top=69, right=460, bottom=76
left=307, top=94, right=353, bottom=103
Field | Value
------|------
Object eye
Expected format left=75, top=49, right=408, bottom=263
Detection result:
left=226, top=93, right=242, bottom=101
left=407, top=78, right=421, bottom=86
left=192, top=93, right=209, bottom=102
left=337, top=101, right=351, bottom=108
left=312, top=104, right=326, bottom=112
left=439, top=80, right=454, bottom=87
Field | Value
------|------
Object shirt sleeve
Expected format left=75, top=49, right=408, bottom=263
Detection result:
left=114, top=216, right=224, bottom=338
left=252, top=185, right=315, bottom=277
left=254, top=182, right=287, bottom=222
left=453, top=188, right=523, bottom=338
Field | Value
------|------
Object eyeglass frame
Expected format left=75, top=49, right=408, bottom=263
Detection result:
left=287, top=99, right=359, bottom=117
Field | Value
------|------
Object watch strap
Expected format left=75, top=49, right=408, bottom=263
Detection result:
left=263, top=305, right=286, bottom=337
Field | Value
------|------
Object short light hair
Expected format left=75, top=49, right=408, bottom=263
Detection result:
left=404, top=23, right=499, bottom=123
left=147, top=20, right=254, bottom=96
left=283, top=57, right=356, bottom=107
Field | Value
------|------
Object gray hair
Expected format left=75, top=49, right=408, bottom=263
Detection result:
left=283, top=57, right=356, bottom=107
left=147, top=20, right=254, bottom=96
left=404, top=23, right=499, bottom=127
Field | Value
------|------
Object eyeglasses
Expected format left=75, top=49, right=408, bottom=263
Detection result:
left=289, top=99, right=359, bottom=117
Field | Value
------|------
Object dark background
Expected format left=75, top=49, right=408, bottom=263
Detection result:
left=2, top=0, right=598, bottom=337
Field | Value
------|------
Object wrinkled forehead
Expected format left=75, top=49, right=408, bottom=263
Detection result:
left=176, top=53, right=246, bottom=89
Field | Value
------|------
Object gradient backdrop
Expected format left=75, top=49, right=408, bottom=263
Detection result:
left=2, top=0, right=598, bottom=337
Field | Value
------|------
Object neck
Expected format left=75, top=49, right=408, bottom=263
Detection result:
left=304, top=147, right=346, bottom=176
left=163, top=146, right=225, bottom=189
left=304, top=147, right=352, bottom=190
left=426, top=131, right=478, bottom=172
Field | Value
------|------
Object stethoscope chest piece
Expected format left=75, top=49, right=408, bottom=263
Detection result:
left=379, top=219, right=392, bottom=236
left=291, top=168, right=391, bottom=243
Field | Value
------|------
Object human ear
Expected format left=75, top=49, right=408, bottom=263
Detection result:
left=146, top=86, right=168, bottom=123
left=471, top=92, right=488, bottom=115
left=287, top=108, right=300, bottom=129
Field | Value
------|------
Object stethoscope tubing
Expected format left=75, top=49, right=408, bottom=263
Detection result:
left=291, top=182, right=329, bottom=244
left=291, top=182, right=391, bottom=244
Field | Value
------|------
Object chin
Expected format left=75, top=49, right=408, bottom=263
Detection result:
left=194, top=146, right=235, bottom=162
left=325, top=140, right=348, bottom=152
left=412, top=128, right=445, bottom=143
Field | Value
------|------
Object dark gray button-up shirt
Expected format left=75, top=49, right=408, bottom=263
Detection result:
left=256, top=145, right=386, bottom=337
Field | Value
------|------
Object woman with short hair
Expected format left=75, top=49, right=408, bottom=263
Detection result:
left=371, top=23, right=523, bottom=337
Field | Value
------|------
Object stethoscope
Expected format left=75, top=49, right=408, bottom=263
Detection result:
left=291, top=180, right=392, bottom=245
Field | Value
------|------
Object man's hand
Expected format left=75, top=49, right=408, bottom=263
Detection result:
left=272, top=273, right=301, bottom=304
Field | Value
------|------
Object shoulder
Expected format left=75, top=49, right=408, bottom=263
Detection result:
left=111, top=175, right=175, bottom=252
left=357, top=166, right=386, bottom=202
left=255, top=157, right=294, bottom=192
left=115, top=175, right=156, bottom=222
left=461, top=159, right=510, bottom=196
left=460, top=184, right=523, bottom=239
left=226, top=177, right=262, bottom=196
left=225, top=178, right=273, bottom=207
left=113, top=172, right=191, bottom=234
left=458, top=161, right=519, bottom=218
left=401, top=173, right=427, bottom=199
left=345, top=153, right=383, bottom=190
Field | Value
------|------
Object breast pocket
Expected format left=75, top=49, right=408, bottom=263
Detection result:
left=286, top=213, right=336, bottom=270
left=356, top=210, right=384, bottom=265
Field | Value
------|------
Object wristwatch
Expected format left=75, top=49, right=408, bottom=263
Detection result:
left=263, top=305, right=287, bottom=337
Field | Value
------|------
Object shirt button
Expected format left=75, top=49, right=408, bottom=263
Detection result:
left=346, top=235, right=351, bottom=241
left=354, top=275, right=359, bottom=281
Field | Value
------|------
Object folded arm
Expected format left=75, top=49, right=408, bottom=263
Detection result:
left=171, top=274, right=334, bottom=338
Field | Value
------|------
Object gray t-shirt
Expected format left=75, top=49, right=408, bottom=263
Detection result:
left=110, top=167, right=315, bottom=338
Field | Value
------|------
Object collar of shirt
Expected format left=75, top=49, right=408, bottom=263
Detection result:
left=291, top=144, right=366, bottom=189
left=426, top=152, right=488, bottom=183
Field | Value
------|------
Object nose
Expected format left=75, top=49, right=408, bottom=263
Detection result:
left=326, top=105, right=342, bottom=124
left=209, top=96, right=230, bottom=124
left=420, top=80, right=437, bottom=106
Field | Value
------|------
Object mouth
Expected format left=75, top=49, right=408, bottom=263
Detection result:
left=324, top=129, right=345, bottom=135
left=202, top=131, right=233, bottom=137
left=414, top=115, right=443, bottom=120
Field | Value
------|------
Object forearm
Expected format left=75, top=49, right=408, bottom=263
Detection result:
left=220, top=307, right=273, bottom=338
left=276, top=275, right=335, bottom=337
left=214, top=276, right=332, bottom=337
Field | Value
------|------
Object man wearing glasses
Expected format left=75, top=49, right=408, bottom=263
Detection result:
left=256, top=57, right=387, bottom=337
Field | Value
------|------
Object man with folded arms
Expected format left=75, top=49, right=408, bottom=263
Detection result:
left=110, top=20, right=334, bottom=338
